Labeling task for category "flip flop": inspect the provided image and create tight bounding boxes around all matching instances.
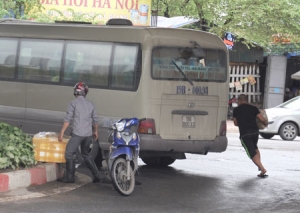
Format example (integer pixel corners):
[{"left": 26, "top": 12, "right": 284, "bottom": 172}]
[{"left": 257, "top": 174, "right": 268, "bottom": 178}]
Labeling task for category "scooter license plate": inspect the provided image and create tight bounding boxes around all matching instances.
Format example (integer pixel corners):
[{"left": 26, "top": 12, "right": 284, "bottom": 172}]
[{"left": 182, "top": 115, "right": 195, "bottom": 128}]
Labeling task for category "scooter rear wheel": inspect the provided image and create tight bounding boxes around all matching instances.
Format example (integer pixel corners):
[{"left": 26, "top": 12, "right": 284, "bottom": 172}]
[{"left": 111, "top": 157, "right": 135, "bottom": 196}]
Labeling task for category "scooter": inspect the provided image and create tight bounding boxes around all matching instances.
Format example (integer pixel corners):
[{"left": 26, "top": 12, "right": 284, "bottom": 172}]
[{"left": 106, "top": 117, "right": 145, "bottom": 196}]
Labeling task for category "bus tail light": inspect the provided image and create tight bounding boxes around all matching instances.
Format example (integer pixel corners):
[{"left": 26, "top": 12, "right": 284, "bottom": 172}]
[
  {"left": 138, "top": 119, "right": 156, "bottom": 134},
  {"left": 219, "top": 120, "right": 227, "bottom": 136}
]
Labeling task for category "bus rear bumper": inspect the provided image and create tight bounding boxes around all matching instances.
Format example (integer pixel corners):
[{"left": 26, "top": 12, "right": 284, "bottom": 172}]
[{"left": 139, "top": 134, "right": 228, "bottom": 154}]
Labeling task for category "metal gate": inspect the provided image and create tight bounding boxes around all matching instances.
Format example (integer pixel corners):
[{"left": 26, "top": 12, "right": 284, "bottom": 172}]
[{"left": 229, "top": 63, "right": 261, "bottom": 103}]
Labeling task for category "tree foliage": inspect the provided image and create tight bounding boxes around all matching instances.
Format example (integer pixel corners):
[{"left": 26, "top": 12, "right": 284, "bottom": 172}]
[
  {"left": 0, "top": 0, "right": 42, "bottom": 19},
  {"left": 153, "top": 0, "right": 300, "bottom": 48},
  {"left": 2, "top": 0, "right": 300, "bottom": 48}
]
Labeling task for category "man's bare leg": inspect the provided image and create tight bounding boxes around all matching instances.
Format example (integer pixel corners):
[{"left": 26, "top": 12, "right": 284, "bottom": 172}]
[
  {"left": 256, "top": 149, "right": 261, "bottom": 161},
  {"left": 256, "top": 149, "right": 261, "bottom": 171},
  {"left": 252, "top": 150, "right": 267, "bottom": 175}
]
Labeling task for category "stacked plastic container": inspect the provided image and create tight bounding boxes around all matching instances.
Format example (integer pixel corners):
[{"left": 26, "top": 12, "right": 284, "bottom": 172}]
[{"left": 32, "top": 132, "right": 70, "bottom": 163}]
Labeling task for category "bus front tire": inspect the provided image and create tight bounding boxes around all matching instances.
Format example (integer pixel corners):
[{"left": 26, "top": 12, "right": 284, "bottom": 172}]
[{"left": 141, "top": 157, "right": 176, "bottom": 167}]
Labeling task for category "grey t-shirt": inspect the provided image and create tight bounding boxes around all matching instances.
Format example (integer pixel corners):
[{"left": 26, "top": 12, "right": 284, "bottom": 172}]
[{"left": 64, "top": 96, "right": 99, "bottom": 137}]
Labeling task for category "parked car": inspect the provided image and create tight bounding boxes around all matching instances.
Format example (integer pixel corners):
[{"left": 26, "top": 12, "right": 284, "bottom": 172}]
[{"left": 260, "top": 96, "right": 300, "bottom": 141}]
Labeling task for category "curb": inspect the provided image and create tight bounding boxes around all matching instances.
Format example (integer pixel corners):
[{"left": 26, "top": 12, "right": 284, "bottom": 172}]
[{"left": 0, "top": 163, "right": 65, "bottom": 193}]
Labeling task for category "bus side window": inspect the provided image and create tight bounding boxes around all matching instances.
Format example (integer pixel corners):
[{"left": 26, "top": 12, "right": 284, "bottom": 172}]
[
  {"left": 0, "top": 38, "right": 18, "bottom": 78},
  {"left": 0, "top": 53, "right": 16, "bottom": 79},
  {"left": 63, "top": 49, "right": 78, "bottom": 83},
  {"left": 18, "top": 39, "right": 63, "bottom": 82},
  {"left": 4, "top": 55, "right": 16, "bottom": 65},
  {"left": 73, "top": 52, "right": 92, "bottom": 83},
  {"left": 29, "top": 57, "right": 41, "bottom": 67},
  {"left": 122, "top": 70, "right": 134, "bottom": 85},
  {"left": 25, "top": 57, "right": 42, "bottom": 80},
  {"left": 111, "top": 45, "right": 138, "bottom": 89},
  {"left": 63, "top": 59, "right": 78, "bottom": 82},
  {"left": 47, "top": 59, "right": 61, "bottom": 82},
  {"left": 92, "top": 65, "right": 109, "bottom": 86},
  {"left": 23, "top": 57, "right": 49, "bottom": 81}
]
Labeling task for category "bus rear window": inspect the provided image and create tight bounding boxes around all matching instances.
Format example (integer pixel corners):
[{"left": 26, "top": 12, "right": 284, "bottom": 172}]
[{"left": 152, "top": 47, "right": 227, "bottom": 82}]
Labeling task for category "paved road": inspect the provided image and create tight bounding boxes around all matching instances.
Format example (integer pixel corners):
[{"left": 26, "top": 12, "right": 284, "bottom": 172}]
[{"left": 1, "top": 133, "right": 300, "bottom": 213}]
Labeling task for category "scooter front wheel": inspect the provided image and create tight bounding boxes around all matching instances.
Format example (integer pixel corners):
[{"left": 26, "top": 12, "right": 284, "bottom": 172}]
[{"left": 111, "top": 157, "right": 135, "bottom": 196}]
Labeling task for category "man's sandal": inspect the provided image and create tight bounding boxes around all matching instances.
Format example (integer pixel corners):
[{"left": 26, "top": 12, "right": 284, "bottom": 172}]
[{"left": 257, "top": 174, "right": 268, "bottom": 178}]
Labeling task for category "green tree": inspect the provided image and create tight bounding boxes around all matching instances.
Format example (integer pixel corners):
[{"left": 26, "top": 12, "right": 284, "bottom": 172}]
[
  {"left": 153, "top": 0, "right": 300, "bottom": 48},
  {"left": 0, "top": 0, "right": 42, "bottom": 19},
  {"left": 0, "top": 0, "right": 13, "bottom": 17}
]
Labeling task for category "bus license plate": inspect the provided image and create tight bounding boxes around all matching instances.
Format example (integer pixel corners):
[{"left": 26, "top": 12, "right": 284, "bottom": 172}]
[{"left": 182, "top": 116, "right": 195, "bottom": 128}]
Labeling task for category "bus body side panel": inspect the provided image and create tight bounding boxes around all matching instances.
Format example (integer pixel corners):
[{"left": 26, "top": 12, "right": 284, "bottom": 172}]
[
  {"left": 22, "top": 84, "right": 136, "bottom": 135},
  {"left": 22, "top": 84, "right": 71, "bottom": 134},
  {"left": 96, "top": 89, "right": 135, "bottom": 149},
  {"left": 0, "top": 81, "right": 26, "bottom": 129}
]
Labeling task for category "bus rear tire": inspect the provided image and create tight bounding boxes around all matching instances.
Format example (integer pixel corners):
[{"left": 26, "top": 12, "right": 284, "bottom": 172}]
[
  {"left": 159, "top": 157, "right": 176, "bottom": 167},
  {"left": 141, "top": 157, "right": 176, "bottom": 167},
  {"left": 141, "top": 157, "right": 158, "bottom": 167}
]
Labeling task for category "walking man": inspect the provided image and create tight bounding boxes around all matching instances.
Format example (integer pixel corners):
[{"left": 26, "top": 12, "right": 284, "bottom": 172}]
[
  {"left": 57, "top": 82, "right": 101, "bottom": 183},
  {"left": 233, "top": 94, "right": 268, "bottom": 178}
]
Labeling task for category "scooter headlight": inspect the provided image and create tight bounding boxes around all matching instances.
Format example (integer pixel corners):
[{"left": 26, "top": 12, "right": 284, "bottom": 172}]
[{"left": 132, "top": 133, "right": 137, "bottom": 140}]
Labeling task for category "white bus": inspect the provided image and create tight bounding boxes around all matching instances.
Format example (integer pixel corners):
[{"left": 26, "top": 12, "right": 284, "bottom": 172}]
[{"left": 0, "top": 19, "right": 228, "bottom": 167}]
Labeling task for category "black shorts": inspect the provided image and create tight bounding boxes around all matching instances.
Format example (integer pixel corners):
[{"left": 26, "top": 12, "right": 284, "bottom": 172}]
[{"left": 240, "top": 132, "right": 259, "bottom": 159}]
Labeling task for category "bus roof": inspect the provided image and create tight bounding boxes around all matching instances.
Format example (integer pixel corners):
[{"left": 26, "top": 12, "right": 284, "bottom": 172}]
[{"left": 0, "top": 19, "right": 226, "bottom": 50}]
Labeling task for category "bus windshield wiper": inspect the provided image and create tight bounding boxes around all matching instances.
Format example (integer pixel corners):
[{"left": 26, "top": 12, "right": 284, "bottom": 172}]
[{"left": 172, "top": 60, "right": 194, "bottom": 86}]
